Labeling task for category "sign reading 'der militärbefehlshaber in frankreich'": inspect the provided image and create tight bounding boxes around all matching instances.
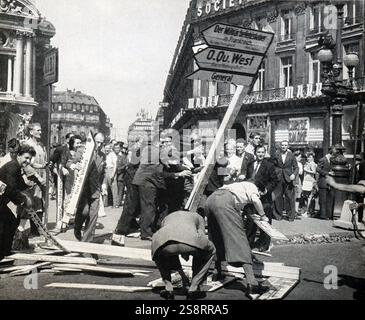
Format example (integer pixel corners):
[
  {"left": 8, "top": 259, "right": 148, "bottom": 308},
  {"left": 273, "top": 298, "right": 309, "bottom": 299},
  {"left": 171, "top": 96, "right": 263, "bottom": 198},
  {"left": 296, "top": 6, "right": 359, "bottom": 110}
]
[
  {"left": 202, "top": 23, "right": 274, "bottom": 55},
  {"left": 186, "top": 24, "right": 274, "bottom": 86}
]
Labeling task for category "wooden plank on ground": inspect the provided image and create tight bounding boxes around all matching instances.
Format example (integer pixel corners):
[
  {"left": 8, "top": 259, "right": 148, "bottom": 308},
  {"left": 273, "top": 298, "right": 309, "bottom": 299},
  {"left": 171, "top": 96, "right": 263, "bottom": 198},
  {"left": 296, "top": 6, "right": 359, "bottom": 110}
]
[
  {"left": 45, "top": 283, "right": 153, "bottom": 293},
  {"left": 52, "top": 267, "right": 83, "bottom": 273},
  {"left": 50, "top": 264, "right": 150, "bottom": 276},
  {"left": 58, "top": 240, "right": 152, "bottom": 261},
  {"left": 0, "top": 258, "right": 14, "bottom": 266},
  {"left": 226, "top": 264, "right": 300, "bottom": 281},
  {"left": 250, "top": 277, "right": 299, "bottom": 300},
  {"left": 205, "top": 275, "right": 238, "bottom": 292},
  {"left": 253, "top": 220, "right": 289, "bottom": 241},
  {"left": 8, "top": 253, "right": 97, "bottom": 266}
]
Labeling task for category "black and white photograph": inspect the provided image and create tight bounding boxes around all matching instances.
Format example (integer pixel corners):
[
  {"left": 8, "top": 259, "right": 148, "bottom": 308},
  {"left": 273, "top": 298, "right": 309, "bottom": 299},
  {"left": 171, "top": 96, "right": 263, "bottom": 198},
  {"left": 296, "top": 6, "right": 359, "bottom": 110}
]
[{"left": 0, "top": 0, "right": 364, "bottom": 308}]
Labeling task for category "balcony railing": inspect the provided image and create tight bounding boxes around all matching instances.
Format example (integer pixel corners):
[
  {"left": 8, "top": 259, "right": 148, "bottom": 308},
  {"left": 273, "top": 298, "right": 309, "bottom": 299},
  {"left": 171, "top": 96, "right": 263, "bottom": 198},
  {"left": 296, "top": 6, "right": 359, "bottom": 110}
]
[
  {"left": 344, "top": 15, "right": 364, "bottom": 26},
  {"left": 277, "top": 33, "right": 297, "bottom": 43},
  {"left": 218, "top": 83, "right": 324, "bottom": 107}
]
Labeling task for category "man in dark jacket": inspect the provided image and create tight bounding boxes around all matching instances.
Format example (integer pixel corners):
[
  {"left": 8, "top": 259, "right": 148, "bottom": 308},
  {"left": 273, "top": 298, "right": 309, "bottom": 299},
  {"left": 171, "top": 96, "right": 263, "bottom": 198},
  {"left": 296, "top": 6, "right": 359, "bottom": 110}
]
[
  {"left": 115, "top": 144, "right": 129, "bottom": 207},
  {"left": 317, "top": 146, "right": 335, "bottom": 220},
  {"left": 246, "top": 145, "right": 279, "bottom": 251},
  {"left": 236, "top": 138, "right": 255, "bottom": 181},
  {"left": 74, "top": 133, "right": 107, "bottom": 242},
  {"left": 0, "top": 144, "right": 35, "bottom": 260},
  {"left": 273, "top": 141, "right": 299, "bottom": 221},
  {"left": 132, "top": 134, "right": 166, "bottom": 241},
  {"left": 152, "top": 211, "right": 216, "bottom": 300}
]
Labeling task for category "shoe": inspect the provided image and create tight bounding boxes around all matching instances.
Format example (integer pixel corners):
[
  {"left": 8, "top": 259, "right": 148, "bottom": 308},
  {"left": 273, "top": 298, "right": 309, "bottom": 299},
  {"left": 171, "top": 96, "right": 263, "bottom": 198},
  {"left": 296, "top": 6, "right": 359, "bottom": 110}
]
[
  {"left": 246, "top": 284, "right": 269, "bottom": 299},
  {"left": 186, "top": 291, "right": 207, "bottom": 300},
  {"left": 74, "top": 230, "right": 82, "bottom": 242},
  {"left": 111, "top": 234, "right": 125, "bottom": 247},
  {"left": 160, "top": 290, "right": 174, "bottom": 300},
  {"left": 319, "top": 216, "right": 330, "bottom": 220},
  {"left": 273, "top": 213, "right": 282, "bottom": 221},
  {"left": 258, "top": 243, "right": 274, "bottom": 253},
  {"left": 141, "top": 236, "right": 153, "bottom": 241}
]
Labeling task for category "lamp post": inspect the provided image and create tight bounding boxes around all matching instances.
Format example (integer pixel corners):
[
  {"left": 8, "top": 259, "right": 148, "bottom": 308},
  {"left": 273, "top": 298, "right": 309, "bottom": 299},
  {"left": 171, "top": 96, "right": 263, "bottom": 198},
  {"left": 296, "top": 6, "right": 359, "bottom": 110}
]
[{"left": 317, "top": 2, "right": 360, "bottom": 217}]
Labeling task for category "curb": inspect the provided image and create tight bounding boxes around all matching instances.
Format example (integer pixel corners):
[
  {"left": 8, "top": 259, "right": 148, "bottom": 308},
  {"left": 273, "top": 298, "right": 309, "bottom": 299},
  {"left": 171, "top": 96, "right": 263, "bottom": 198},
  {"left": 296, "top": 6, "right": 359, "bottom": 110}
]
[{"left": 274, "top": 231, "right": 356, "bottom": 246}]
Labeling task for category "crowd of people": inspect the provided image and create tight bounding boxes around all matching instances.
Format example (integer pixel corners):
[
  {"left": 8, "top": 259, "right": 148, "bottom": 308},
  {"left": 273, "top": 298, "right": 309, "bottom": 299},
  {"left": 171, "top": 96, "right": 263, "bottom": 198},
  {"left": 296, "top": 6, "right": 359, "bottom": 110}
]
[{"left": 2, "top": 123, "right": 364, "bottom": 299}]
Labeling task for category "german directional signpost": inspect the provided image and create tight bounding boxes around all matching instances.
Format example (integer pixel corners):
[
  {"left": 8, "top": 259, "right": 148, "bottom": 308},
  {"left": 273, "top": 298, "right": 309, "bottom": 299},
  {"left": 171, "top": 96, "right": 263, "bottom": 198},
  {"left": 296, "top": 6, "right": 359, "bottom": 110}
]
[
  {"left": 202, "top": 23, "right": 274, "bottom": 54},
  {"left": 185, "top": 23, "right": 274, "bottom": 213}
]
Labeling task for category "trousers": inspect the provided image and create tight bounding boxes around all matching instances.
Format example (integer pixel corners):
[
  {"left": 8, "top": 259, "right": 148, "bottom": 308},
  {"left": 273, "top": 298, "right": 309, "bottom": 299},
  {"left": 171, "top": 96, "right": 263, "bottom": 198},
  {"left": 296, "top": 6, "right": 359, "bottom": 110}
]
[
  {"left": 74, "top": 195, "right": 100, "bottom": 242},
  {"left": 154, "top": 241, "right": 216, "bottom": 292},
  {"left": 0, "top": 205, "right": 19, "bottom": 258}
]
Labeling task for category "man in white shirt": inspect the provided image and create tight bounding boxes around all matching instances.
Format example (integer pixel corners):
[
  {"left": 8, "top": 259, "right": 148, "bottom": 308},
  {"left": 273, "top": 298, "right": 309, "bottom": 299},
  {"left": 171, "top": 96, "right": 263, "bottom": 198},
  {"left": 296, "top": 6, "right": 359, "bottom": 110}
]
[
  {"left": 245, "top": 133, "right": 262, "bottom": 156},
  {"left": 104, "top": 144, "right": 118, "bottom": 208},
  {"left": 24, "top": 123, "right": 48, "bottom": 236}
]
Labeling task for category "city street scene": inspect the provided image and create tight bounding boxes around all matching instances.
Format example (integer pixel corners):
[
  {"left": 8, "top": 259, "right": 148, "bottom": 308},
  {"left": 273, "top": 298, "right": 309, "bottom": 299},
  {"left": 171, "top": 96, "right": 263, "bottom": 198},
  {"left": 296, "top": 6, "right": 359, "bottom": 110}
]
[{"left": 0, "top": 0, "right": 365, "bottom": 307}]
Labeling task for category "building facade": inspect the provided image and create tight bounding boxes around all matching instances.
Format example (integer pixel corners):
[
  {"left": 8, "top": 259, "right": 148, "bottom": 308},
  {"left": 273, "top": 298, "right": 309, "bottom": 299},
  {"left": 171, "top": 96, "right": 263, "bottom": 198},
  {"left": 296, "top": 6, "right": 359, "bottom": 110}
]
[
  {"left": 0, "top": 0, "right": 55, "bottom": 151},
  {"left": 128, "top": 109, "right": 157, "bottom": 144},
  {"left": 51, "top": 89, "right": 112, "bottom": 145},
  {"left": 162, "top": 0, "right": 365, "bottom": 159}
]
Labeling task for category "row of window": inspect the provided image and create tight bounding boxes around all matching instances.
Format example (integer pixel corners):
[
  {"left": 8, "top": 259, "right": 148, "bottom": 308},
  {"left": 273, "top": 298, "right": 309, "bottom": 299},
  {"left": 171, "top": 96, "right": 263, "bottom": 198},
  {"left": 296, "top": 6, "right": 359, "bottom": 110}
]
[
  {"left": 52, "top": 103, "right": 99, "bottom": 113},
  {"left": 278, "top": 2, "right": 361, "bottom": 41},
  {"left": 194, "top": 40, "right": 360, "bottom": 97}
]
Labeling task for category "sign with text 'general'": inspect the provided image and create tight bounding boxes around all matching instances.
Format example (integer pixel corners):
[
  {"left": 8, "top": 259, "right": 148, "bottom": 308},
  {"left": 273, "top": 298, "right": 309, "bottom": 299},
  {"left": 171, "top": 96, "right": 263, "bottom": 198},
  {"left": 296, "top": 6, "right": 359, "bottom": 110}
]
[
  {"left": 202, "top": 23, "right": 274, "bottom": 54},
  {"left": 187, "top": 69, "right": 253, "bottom": 86},
  {"left": 194, "top": 47, "right": 263, "bottom": 76}
]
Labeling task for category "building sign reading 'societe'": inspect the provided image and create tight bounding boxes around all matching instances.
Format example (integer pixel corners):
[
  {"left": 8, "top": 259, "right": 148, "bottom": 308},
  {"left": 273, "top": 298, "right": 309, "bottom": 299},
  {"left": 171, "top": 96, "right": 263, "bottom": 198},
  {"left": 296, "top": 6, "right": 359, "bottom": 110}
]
[{"left": 195, "top": 0, "right": 255, "bottom": 19}]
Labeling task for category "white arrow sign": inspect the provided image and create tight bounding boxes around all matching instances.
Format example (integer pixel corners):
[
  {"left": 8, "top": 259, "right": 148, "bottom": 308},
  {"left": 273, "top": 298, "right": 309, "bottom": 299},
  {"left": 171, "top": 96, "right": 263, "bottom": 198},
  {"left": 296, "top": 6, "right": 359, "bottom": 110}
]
[
  {"left": 192, "top": 43, "right": 208, "bottom": 54},
  {"left": 202, "top": 23, "right": 274, "bottom": 54},
  {"left": 194, "top": 47, "right": 263, "bottom": 76},
  {"left": 186, "top": 69, "right": 254, "bottom": 86}
]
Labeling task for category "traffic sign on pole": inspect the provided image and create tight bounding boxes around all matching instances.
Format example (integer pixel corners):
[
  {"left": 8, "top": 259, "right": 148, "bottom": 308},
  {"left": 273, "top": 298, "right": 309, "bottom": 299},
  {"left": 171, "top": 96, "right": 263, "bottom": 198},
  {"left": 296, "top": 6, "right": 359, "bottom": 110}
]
[
  {"left": 202, "top": 23, "right": 274, "bottom": 54},
  {"left": 186, "top": 69, "right": 253, "bottom": 86},
  {"left": 194, "top": 47, "right": 264, "bottom": 76}
]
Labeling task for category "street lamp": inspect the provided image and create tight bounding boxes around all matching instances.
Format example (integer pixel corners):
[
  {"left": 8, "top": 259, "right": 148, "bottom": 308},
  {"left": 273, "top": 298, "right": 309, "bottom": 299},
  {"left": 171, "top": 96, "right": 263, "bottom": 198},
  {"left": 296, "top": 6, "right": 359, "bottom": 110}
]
[{"left": 317, "top": 2, "right": 360, "bottom": 217}]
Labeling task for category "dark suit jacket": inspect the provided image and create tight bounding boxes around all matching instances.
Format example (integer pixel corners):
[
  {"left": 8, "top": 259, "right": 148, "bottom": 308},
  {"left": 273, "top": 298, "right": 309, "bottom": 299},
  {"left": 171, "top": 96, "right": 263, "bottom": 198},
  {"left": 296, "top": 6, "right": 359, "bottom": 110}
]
[
  {"left": 116, "top": 153, "right": 129, "bottom": 182},
  {"left": 151, "top": 211, "right": 211, "bottom": 260},
  {"left": 239, "top": 152, "right": 255, "bottom": 179},
  {"left": 274, "top": 151, "right": 299, "bottom": 184},
  {"left": 253, "top": 158, "right": 279, "bottom": 203},
  {"left": 317, "top": 156, "right": 331, "bottom": 189},
  {"left": 51, "top": 145, "right": 68, "bottom": 166},
  {"left": 82, "top": 151, "right": 106, "bottom": 199},
  {"left": 133, "top": 144, "right": 165, "bottom": 190},
  {"left": 0, "top": 160, "right": 28, "bottom": 207}
]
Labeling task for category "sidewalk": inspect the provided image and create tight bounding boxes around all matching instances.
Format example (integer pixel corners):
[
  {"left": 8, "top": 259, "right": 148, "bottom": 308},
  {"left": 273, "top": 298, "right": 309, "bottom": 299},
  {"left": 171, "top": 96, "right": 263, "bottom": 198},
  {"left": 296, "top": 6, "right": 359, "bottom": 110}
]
[{"left": 272, "top": 216, "right": 354, "bottom": 238}]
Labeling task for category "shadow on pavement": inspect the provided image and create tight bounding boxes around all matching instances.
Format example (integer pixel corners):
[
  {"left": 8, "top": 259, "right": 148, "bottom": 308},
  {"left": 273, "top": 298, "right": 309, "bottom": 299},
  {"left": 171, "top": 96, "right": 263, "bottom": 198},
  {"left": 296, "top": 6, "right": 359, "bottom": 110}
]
[{"left": 338, "top": 274, "right": 365, "bottom": 300}]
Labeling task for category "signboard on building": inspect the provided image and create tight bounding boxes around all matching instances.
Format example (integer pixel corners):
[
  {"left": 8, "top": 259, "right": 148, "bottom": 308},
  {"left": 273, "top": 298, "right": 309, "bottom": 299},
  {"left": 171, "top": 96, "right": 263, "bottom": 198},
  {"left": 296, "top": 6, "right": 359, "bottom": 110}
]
[
  {"left": 43, "top": 48, "right": 59, "bottom": 86},
  {"left": 288, "top": 117, "right": 309, "bottom": 145}
]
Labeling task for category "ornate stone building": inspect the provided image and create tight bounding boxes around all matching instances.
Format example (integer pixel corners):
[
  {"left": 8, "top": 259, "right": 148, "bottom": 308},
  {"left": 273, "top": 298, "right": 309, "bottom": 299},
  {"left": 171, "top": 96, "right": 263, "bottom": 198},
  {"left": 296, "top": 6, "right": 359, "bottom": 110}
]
[
  {"left": 51, "top": 89, "right": 112, "bottom": 145},
  {"left": 0, "top": 0, "right": 55, "bottom": 151},
  {"left": 162, "top": 0, "right": 365, "bottom": 158},
  {"left": 128, "top": 109, "right": 157, "bottom": 144}
]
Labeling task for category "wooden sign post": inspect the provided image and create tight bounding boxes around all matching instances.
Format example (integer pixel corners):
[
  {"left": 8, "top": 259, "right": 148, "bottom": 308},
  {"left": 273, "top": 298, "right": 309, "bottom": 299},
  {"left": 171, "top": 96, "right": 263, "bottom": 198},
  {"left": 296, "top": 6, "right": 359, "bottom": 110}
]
[
  {"left": 185, "top": 24, "right": 274, "bottom": 212},
  {"left": 185, "top": 85, "right": 249, "bottom": 211}
]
